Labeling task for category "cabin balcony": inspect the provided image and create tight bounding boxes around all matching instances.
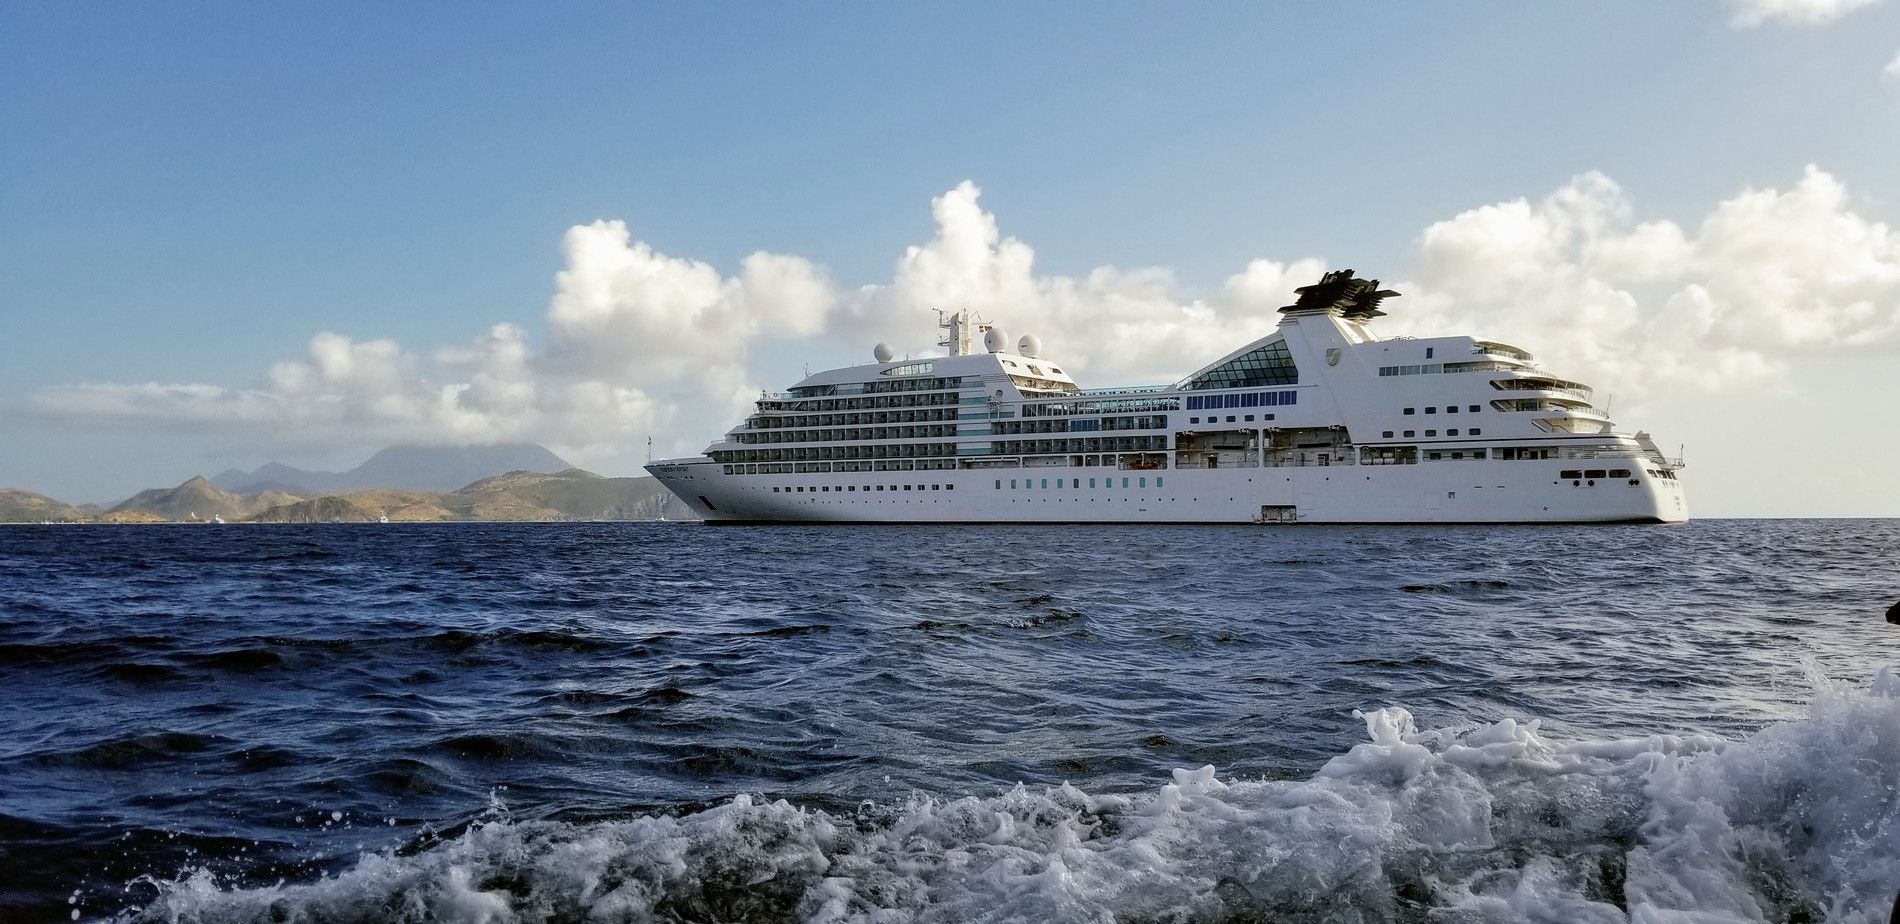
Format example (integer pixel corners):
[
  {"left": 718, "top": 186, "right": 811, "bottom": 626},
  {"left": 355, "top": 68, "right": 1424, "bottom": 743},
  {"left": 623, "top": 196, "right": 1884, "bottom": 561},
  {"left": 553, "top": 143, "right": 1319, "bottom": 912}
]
[
  {"left": 1490, "top": 376, "right": 1593, "bottom": 401},
  {"left": 1472, "top": 341, "right": 1534, "bottom": 362}
]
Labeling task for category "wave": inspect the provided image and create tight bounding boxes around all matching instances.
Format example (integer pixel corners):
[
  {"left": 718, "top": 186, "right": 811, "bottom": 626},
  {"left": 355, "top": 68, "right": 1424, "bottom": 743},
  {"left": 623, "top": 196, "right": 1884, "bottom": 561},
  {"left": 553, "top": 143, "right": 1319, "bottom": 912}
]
[{"left": 115, "top": 672, "right": 1900, "bottom": 923}]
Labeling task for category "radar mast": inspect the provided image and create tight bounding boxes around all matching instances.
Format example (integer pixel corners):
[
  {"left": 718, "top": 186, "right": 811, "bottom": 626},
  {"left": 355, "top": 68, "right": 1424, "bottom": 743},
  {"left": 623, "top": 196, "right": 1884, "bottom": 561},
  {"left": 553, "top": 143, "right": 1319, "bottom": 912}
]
[{"left": 936, "top": 308, "right": 992, "bottom": 356}]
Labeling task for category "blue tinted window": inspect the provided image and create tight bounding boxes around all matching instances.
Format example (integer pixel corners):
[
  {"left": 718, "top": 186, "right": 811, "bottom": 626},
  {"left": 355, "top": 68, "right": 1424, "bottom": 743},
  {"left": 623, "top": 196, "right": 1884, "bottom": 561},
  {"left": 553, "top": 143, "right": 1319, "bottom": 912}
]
[{"left": 1185, "top": 339, "right": 1299, "bottom": 389}]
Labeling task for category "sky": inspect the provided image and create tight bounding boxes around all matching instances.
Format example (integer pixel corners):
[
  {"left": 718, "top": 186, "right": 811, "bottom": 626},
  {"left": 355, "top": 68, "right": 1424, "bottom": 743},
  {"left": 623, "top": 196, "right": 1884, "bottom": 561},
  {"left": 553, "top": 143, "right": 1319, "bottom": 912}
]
[{"left": 2, "top": 1, "right": 1898, "bottom": 515}]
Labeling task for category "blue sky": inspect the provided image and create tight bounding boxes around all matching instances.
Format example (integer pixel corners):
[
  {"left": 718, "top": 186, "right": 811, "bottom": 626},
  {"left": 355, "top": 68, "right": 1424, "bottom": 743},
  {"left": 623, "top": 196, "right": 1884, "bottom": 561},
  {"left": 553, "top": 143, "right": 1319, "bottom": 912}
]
[{"left": 3, "top": 1, "right": 1898, "bottom": 513}]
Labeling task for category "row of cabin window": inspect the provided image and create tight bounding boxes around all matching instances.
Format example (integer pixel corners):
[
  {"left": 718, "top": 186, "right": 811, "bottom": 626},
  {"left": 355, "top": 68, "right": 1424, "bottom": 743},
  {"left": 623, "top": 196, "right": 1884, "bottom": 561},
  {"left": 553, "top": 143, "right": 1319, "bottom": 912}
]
[
  {"left": 1187, "top": 414, "right": 1277, "bottom": 425},
  {"left": 1381, "top": 427, "right": 1482, "bottom": 438},
  {"left": 1404, "top": 405, "right": 1481, "bottom": 415},
  {"left": 1560, "top": 469, "right": 1633, "bottom": 480},
  {"left": 724, "top": 460, "right": 961, "bottom": 474},
  {"left": 1363, "top": 449, "right": 1491, "bottom": 462},
  {"left": 1184, "top": 390, "right": 1298, "bottom": 411},
  {"left": 1365, "top": 447, "right": 1562, "bottom": 463},
  {"left": 773, "top": 483, "right": 957, "bottom": 494},
  {"left": 995, "top": 476, "right": 1162, "bottom": 490}
]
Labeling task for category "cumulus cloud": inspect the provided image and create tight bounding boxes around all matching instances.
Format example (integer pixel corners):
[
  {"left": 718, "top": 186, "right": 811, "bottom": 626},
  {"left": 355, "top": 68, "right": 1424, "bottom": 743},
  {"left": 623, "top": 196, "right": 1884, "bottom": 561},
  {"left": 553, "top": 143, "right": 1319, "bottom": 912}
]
[
  {"left": 1383, "top": 166, "right": 1900, "bottom": 404},
  {"left": 1886, "top": 49, "right": 1900, "bottom": 85},
  {"left": 847, "top": 181, "right": 1323, "bottom": 385},
  {"left": 1725, "top": 0, "right": 1882, "bottom": 26},
  {"left": 32, "top": 171, "right": 1900, "bottom": 464}
]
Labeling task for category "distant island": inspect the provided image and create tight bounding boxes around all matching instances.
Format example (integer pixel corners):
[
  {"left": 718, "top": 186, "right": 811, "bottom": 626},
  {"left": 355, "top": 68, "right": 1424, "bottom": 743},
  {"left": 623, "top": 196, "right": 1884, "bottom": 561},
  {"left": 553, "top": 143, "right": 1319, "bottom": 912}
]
[{"left": 0, "top": 443, "right": 698, "bottom": 524}]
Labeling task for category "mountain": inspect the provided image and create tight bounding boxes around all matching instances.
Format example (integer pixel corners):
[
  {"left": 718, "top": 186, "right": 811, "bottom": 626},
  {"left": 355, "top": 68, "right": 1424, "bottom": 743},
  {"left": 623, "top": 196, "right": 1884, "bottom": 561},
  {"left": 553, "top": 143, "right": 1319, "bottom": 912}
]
[
  {"left": 213, "top": 443, "right": 575, "bottom": 494},
  {"left": 0, "top": 489, "right": 87, "bottom": 523},
  {"left": 108, "top": 476, "right": 302, "bottom": 522},
  {"left": 244, "top": 490, "right": 452, "bottom": 523},
  {"left": 443, "top": 469, "right": 690, "bottom": 521},
  {"left": 243, "top": 470, "right": 697, "bottom": 523}
]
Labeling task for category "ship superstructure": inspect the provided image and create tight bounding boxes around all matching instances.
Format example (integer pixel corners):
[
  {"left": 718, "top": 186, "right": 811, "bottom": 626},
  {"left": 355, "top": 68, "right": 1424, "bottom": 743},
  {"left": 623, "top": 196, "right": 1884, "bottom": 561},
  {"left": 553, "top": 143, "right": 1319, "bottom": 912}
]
[{"left": 646, "top": 271, "right": 1686, "bottom": 523}]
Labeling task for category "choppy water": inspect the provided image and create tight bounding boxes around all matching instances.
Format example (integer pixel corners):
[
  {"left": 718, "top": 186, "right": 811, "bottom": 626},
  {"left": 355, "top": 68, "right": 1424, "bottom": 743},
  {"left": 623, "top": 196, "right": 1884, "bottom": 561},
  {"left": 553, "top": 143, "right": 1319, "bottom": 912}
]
[{"left": 1, "top": 520, "right": 1896, "bottom": 922}]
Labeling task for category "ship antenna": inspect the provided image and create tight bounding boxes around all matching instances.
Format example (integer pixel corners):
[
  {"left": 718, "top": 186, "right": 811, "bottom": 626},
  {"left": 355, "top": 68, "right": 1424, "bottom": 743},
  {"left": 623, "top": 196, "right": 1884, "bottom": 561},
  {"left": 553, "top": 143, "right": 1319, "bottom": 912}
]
[{"left": 646, "top": 435, "right": 653, "bottom": 464}]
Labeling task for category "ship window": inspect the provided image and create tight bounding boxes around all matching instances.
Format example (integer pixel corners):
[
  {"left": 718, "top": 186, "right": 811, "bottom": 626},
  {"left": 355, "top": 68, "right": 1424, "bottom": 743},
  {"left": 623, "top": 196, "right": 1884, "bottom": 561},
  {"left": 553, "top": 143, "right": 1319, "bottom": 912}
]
[
  {"left": 1446, "top": 405, "right": 1457, "bottom": 413},
  {"left": 995, "top": 480, "right": 1001, "bottom": 489},
  {"left": 1610, "top": 469, "right": 1631, "bottom": 478},
  {"left": 947, "top": 484, "right": 955, "bottom": 490},
  {"left": 1245, "top": 415, "right": 1254, "bottom": 422},
  {"left": 1429, "top": 452, "right": 1442, "bottom": 460},
  {"left": 1122, "top": 478, "right": 1129, "bottom": 487},
  {"left": 1584, "top": 470, "right": 1606, "bottom": 479},
  {"left": 1426, "top": 347, "right": 1434, "bottom": 358},
  {"left": 848, "top": 485, "right": 856, "bottom": 491},
  {"left": 1139, "top": 477, "right": 1147, "bottom": 488},
  {"left": 1469, "top": 428, "right": 1481, "bottom": 436},
  {"left": 1266, "top": 414, "right": 1275, "bottom": 421},
  {"left": 1403, "top": 408, "right": 1415, "bottom": 415},
  {"left": 1184, "top": 338, "right": 1299, "bottom": 389},
  {"left": 772, "top": 487, "right": 779, "bottom": 493},
  {"left": 1425, "top": 407, "right": 1436, "bottom": 414},
  {"left": 1057, "top": 479, "right": 1064, "bottom": 488},
  {"left": 1383, "top": 431, "right": 1393, "bottom": 438},
  {"left": 1426, "top": 430, "right": 1437, "bottom": 437},
  {"left": 1560, "top": 470, "right": 1582, "bottom": 479},
  {"left": 1190, "top": 417, "right": 1200, "bottom": 424},
  {"left": 1447, "top": 429, "right": 1458, "bottom": 436},
  {"left": 1469, "top": 405, "right": 1481, "bottom": 412},
  {"left": 1226, "top": 416, "right": 1236, "bottom": 423},
  {"left": 903, "top": 484, "right": 911, "bottom": 490},
  {"left": 932, "top": 484, "right": 940, "bottom": 490},
  {"left": 1473, "top": 450, "right": 1486, "bottom": 459},
  {"left": 1156, "top": 476, "right": 1164, "bottom": 487},
  {"left": 1403, "top": 430, "right": 1415, "bottom": 437},
  {"left": 1451, "top": 452, "right": 1464, "bottom": 460},
  {"left": 1040, "top": 479, "right": 1048, "bottom": 488}
]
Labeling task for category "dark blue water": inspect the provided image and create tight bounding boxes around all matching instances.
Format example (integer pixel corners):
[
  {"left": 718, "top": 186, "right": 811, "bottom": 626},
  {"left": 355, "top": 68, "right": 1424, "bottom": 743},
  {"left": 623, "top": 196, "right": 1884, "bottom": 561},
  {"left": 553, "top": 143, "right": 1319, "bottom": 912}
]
[{"left": 1, "top": 521, "right": 1896, "bottom": 922}]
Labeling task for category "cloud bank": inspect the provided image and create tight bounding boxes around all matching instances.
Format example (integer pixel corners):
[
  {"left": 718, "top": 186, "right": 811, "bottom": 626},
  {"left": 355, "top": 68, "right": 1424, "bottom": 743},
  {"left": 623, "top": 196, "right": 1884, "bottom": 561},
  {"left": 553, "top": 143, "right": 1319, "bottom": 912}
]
[
  {"left": 32, "top": 170, "right": 1900, "bottom": 463},
  {"left": 1724, "top": 0, "right": 1882, "bottom": 26}
]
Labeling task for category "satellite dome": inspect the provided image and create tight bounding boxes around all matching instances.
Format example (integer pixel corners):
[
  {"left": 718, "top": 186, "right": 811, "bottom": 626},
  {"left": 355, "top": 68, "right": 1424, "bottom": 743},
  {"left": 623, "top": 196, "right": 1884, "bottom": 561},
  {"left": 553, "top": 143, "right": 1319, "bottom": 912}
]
[
  {"left": 873, "top": 342, "right": 895, "bottom": 362},
  {"left": 983, "top": 328, "right": 1008, "bottom": 353},
  {"left": 1017, "top": 334, "right": 1041, "bottom": 358}
]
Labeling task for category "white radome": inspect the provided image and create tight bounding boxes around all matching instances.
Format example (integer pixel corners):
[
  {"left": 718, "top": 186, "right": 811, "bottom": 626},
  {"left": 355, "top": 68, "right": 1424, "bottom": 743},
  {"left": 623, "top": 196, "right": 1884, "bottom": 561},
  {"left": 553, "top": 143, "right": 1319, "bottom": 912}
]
[
  {"left": 874, "top": 342, "right": 895, "bottom": 363},
  {"left": 983, "top": 328, "right": 1008, "bottom": 353},
  {"left": 1017, "top": 334, "right": 1041, "bottom": 358}
]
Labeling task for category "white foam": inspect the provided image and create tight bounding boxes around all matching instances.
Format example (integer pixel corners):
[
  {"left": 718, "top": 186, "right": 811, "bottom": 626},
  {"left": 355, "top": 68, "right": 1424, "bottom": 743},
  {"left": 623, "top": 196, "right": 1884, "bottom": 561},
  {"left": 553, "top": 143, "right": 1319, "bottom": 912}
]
[{"left": 120, "top": 672, "right": 1900, "bottom": 923}]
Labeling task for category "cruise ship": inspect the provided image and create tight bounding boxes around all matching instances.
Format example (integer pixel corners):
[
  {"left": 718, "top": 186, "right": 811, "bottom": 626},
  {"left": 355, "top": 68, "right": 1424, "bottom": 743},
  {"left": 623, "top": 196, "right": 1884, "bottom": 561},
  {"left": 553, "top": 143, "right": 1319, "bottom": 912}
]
[{"left": 647, "top": 270, "right": 1687, "bottom": 524}]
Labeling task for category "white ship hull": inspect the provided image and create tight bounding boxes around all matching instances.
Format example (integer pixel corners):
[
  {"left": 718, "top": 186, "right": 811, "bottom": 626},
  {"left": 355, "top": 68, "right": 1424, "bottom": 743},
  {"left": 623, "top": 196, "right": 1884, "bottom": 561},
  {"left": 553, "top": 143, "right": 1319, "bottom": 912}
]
[
  {"left": 647, "top": 271, "right": 1689, "bottom": 526},
  {"left": 650, "top": 459, "right": 1686, "bottom": 524}
]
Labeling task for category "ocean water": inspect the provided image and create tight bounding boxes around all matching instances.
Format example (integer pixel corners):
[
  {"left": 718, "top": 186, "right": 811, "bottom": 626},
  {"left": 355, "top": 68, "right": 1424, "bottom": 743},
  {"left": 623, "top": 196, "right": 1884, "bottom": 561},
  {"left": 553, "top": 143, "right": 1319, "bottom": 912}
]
[{"left": 0, "top": 520, "right": 1896, "bottom": 923}]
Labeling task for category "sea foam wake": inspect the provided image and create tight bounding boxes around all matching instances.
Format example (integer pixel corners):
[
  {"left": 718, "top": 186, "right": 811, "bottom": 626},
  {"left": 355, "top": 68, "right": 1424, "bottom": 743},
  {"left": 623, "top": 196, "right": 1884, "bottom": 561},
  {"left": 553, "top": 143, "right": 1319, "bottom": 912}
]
[{"left": 122, "top": 672, "right": 1900, "bottom": 924}]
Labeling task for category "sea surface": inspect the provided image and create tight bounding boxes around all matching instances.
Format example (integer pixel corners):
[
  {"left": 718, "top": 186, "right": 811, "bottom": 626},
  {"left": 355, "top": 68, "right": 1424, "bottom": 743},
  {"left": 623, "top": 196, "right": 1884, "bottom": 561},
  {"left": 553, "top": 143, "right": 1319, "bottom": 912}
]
[{"left": 0, "top": 520, "right": 1896, "bottom": 922}]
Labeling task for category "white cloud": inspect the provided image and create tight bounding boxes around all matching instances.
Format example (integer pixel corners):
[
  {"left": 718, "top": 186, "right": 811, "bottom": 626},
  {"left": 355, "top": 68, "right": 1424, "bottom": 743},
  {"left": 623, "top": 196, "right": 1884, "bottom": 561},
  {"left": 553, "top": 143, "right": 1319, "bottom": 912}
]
[
  {"left": 1384, "top": 166, "right": 1900, "bottom": 404},
  {"left": 1725, "top": 0, "right": 1881, "bottom": 26},
  {"left": 32, "top": 170, "right": 1900, "bottom": 467},
  {"left": 1886, "top": 49, "right": 1900, "bottom": 85}
]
